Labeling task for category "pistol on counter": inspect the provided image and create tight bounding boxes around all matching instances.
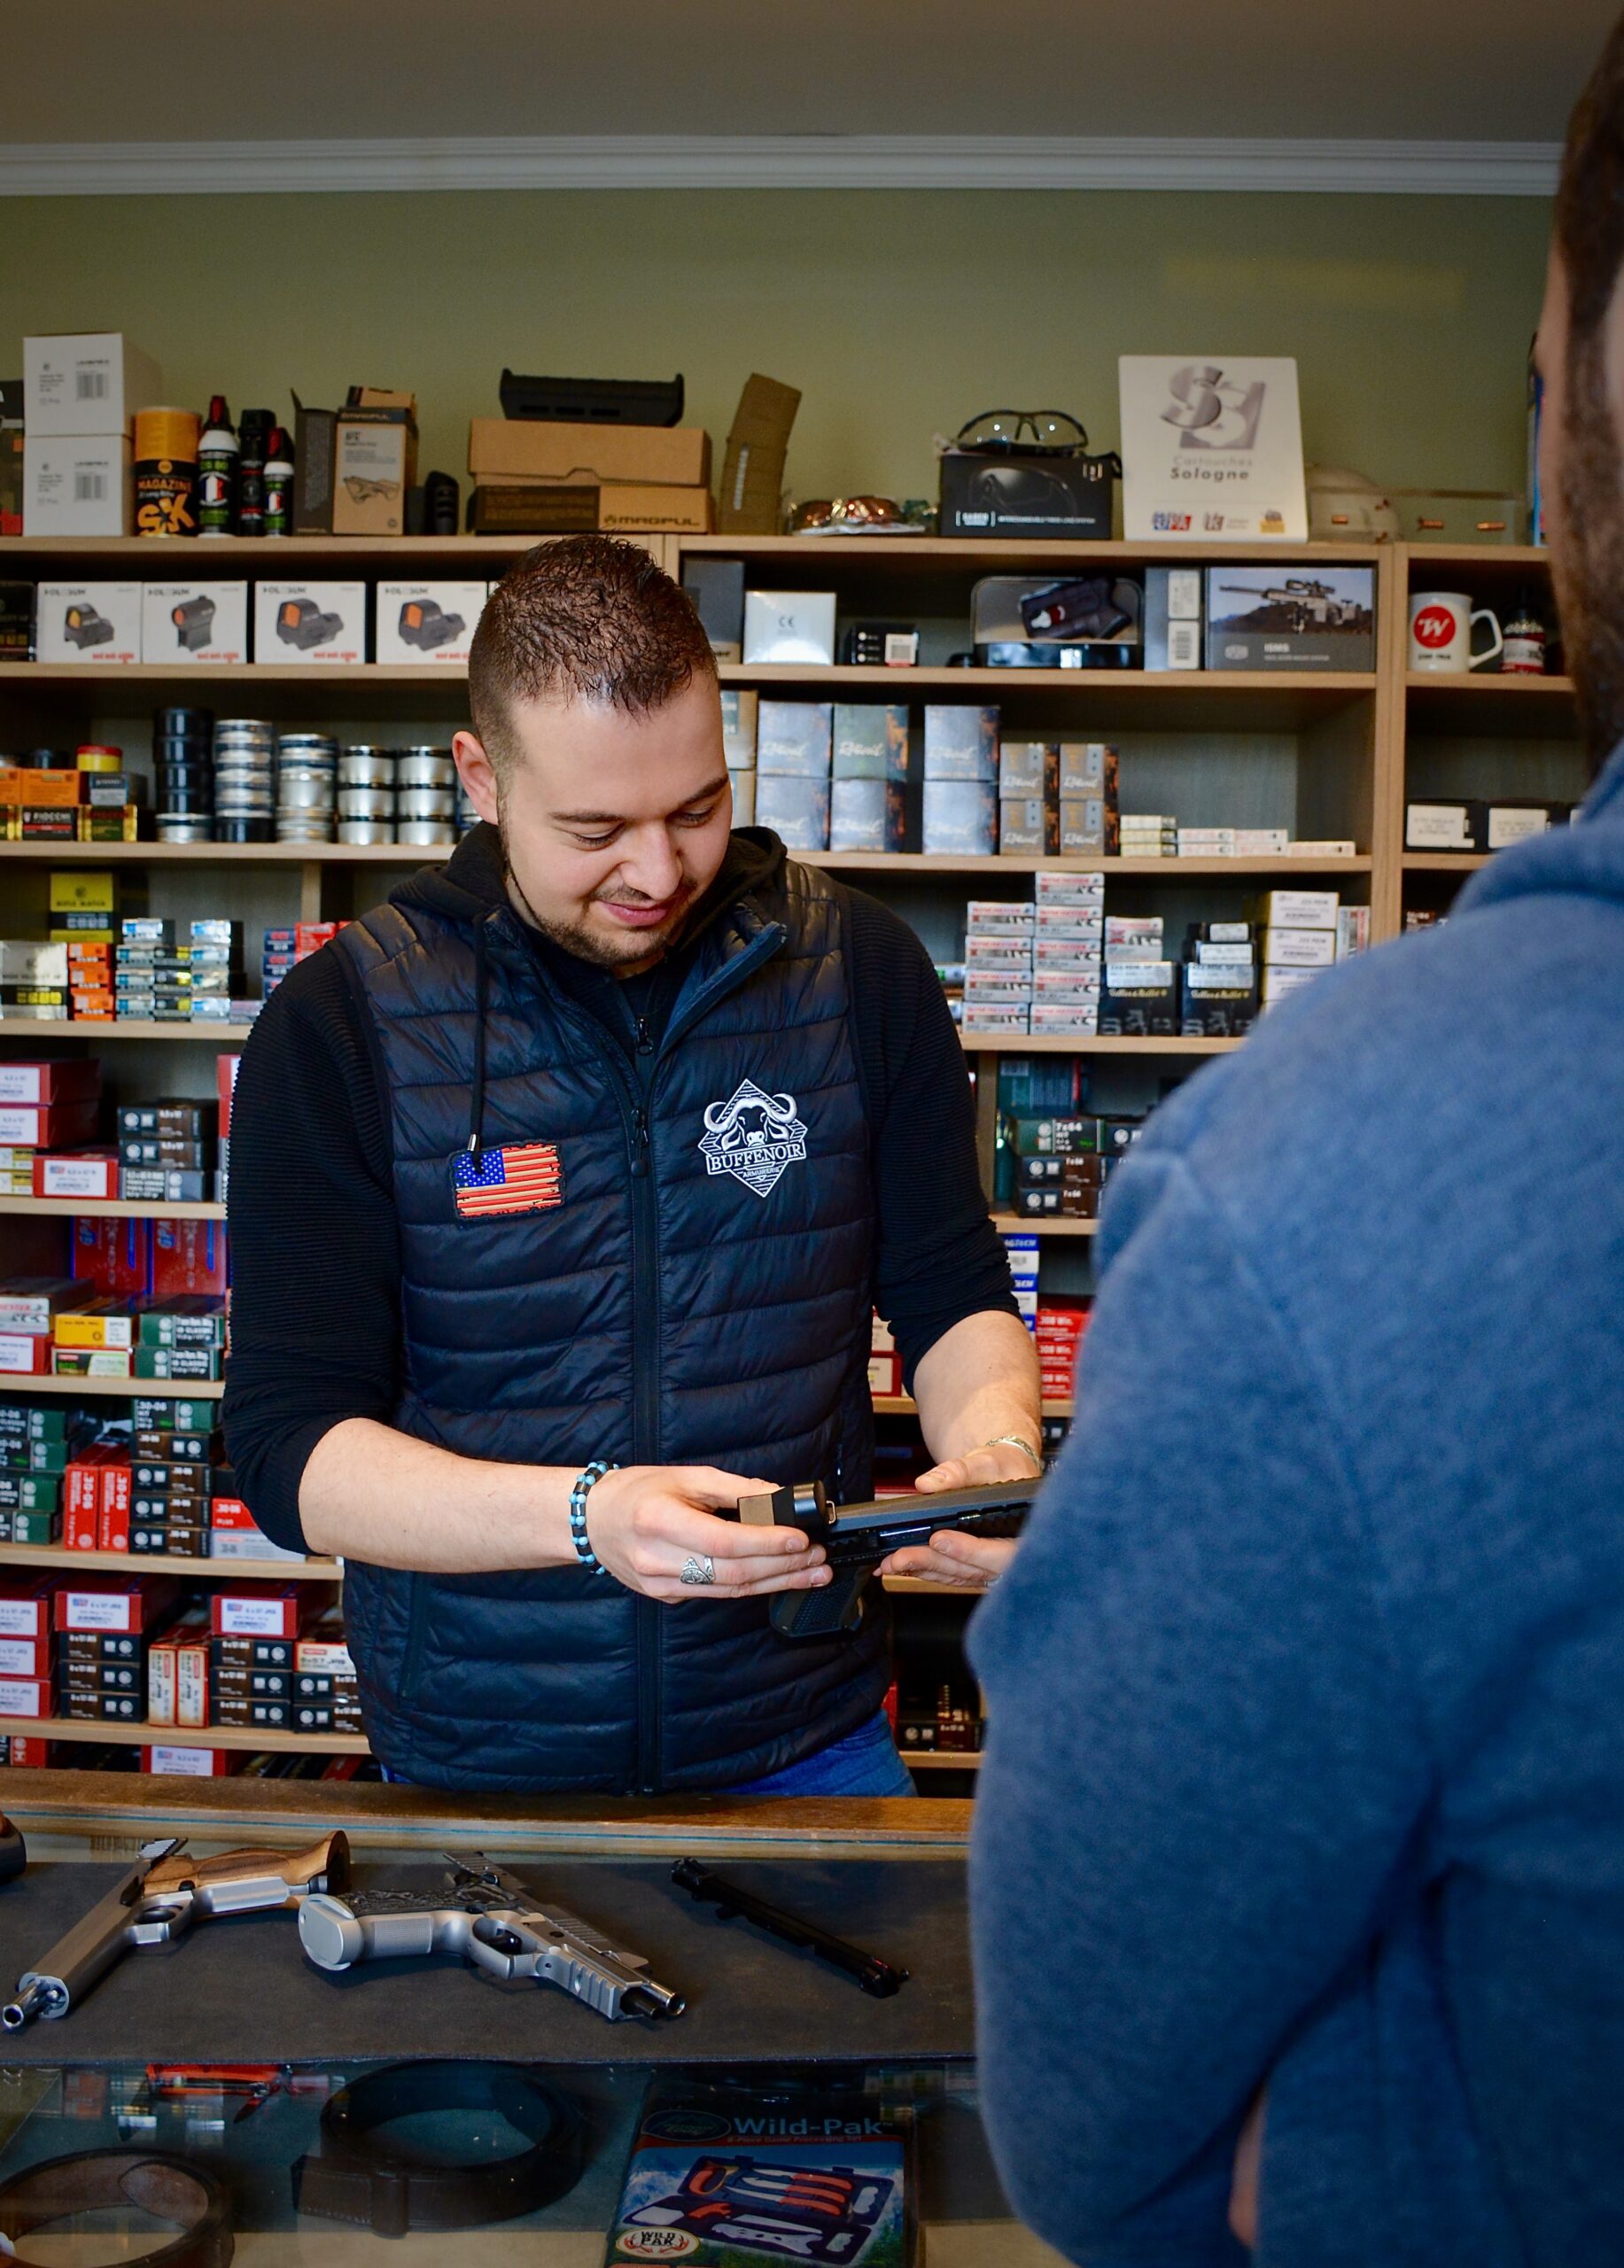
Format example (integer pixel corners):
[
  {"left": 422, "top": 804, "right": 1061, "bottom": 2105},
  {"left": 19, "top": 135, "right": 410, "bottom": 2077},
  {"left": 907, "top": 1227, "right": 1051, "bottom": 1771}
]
[
  {"left": 4, "top": 1831, "right": 348, "bottom": 2032},
  {"left": 299, "top": 1850, "right": 685, "bottom": 2024},
  {"left": 729, "top": 1476, "right": 1036, "bottom": 1637}
]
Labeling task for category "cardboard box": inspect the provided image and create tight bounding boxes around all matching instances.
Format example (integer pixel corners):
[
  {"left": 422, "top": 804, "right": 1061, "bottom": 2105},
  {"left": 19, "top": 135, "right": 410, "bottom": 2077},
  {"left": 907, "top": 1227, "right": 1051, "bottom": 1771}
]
[
  {"left": 939, "top": 448, "right": 1115, "bottom": 540},
  {"left": 1261, "top": 926, "right": 1338, "bottom": 968},
  {"left": 468, "top": 418, "right": 711, "bottom": 489},
  {"left": 210, "top": 1585, "right": 304, "bottom": 1640},
  {"left": 829, "top": 777, "right": 907, "bottom": 854},
  {"left": 1204, "top": 566, "right": 1374, "bottom": 672},
  {"left": 754, "top": 774, "right": 829, "bottom": 850},
  {"left": 35, "top": 583, "right": 142, "bottom": 664},
  {"left": 924, "top": 707, "right": 998, "bottom": 782},
  {"left": 998, "top": 742, "right": 1059, "bottom": 797},
  {"left": 142, "top": 1744, "right": 241, "bottom": 1777},
  {"left": 742, "top": 591, "right": 837, "bottom": 667},
  {"left": 998, "top": 797, "right": 1058, "bottom": 856},
  {"left": 1144, "top": 565, "right": 1204, "bottom": 671},
  {"left": 720, "top": 690, "right": 758, "bottom": 769},
  {"left": 375, "top": 582, "right": 486, "bottom": 666},
  {"left": 291, "top": 396, "right": 336, "bottom": 534},
  {"left": 756, "top": 701, "right": 832, "bottom": 776},
  {"left": 35, "top": 1152, "right": 120, "bottom": 1201},
  {"left": 597, "top": 484, "right": 713, "bottom": 533},
  {"left": 683, "top": 557, "right": 745, "bottom": 657},
  {"left": 332, "top": 396, "right": 418, "bottom": 535},
  {"left": 0, "top": 580, "right": 34, "bottom": 662},
  {"left": 253, "top": 584, "right": 366, "bottom": 664},
  {"left": 24, "top": 439, "right": 133, "bottom": 537},
  {"left": 719, "top": 374, "right": 800, "bottom": 535},
  {"left": 25, "top": 333, "right": 160, "bottom": 436},
  {"left": 923, "top": 780, "right": 997, "bottom": 856},
  {"left": 832, "top": 705, "right": 910, "bottom": 782},
  {"left": 140, "top": 583, "right": 249, "bottom": 666},
  {"left": 152, "top": 1218, "right": 229, "bottom": 1301},
  {"left": 1251, "top": 889, "right": 1339, "bottom": 930}
]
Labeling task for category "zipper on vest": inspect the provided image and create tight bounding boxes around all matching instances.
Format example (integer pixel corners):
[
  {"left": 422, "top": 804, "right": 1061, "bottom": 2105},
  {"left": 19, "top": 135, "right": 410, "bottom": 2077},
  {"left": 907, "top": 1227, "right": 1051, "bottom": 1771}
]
[{"left": 635, "top": 1015, "right": 655, "bottom": 1056}]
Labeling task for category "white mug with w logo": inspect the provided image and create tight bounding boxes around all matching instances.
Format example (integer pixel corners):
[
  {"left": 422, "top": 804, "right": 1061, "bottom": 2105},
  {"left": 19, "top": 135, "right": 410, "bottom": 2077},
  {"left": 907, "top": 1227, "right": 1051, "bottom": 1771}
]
[{"left": 1410, "top": 591, "right": 1505, "bottom": 673}]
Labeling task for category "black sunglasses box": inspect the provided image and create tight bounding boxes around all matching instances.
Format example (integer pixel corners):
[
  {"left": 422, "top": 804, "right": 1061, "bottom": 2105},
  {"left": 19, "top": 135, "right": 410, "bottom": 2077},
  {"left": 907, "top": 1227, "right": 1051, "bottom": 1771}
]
[{"left": 939, "top": 447, "right": 1115, "bottom": 540}]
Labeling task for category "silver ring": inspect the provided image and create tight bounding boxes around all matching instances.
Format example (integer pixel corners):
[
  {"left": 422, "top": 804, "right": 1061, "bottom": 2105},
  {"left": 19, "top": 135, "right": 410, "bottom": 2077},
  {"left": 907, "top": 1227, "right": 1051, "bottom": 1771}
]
[{"left": 680, "top": 1555, "right": 716, "bottom": 1587}]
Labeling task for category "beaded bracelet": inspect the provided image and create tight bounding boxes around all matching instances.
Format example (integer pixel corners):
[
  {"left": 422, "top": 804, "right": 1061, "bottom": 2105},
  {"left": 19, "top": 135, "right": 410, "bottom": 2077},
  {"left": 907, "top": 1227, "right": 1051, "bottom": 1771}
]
[{"left": 569, "top": 1460, "right": 618, "bottom": 1575}]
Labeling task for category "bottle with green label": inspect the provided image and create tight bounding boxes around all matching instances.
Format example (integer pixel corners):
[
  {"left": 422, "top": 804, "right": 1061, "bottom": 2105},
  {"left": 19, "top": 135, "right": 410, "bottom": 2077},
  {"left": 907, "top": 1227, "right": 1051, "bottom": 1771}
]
[{"left": 196, "top": 396, "right": 237, "bottom": 539}]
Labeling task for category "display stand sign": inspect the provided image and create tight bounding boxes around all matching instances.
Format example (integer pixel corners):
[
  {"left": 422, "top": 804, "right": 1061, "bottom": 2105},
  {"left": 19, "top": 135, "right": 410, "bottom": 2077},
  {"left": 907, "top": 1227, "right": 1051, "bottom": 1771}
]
[{"left": 1119, "top": 357, "right": 1308, "bottom": 541}]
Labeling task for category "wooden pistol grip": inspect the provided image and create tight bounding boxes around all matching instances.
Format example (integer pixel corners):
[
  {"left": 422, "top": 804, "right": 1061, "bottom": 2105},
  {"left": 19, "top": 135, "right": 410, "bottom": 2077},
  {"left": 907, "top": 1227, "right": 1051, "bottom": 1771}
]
[{"left": 146, "top": 1830, "right": 351, "bottom": 1900}]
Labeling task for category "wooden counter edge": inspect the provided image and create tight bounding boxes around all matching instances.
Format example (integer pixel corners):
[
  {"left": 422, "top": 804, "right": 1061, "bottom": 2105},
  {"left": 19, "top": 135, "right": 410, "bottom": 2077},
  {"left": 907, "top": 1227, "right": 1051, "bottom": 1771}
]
[{"left": 2, "top": 1769, "right": 972, "bottom": 1858}]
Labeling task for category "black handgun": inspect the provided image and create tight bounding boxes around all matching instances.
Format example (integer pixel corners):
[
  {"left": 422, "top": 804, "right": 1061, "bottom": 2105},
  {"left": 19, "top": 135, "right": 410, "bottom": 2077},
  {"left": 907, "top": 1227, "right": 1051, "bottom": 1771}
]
[{"left": 729, "top": 1477, "right": 1035, "bottom": 1638}]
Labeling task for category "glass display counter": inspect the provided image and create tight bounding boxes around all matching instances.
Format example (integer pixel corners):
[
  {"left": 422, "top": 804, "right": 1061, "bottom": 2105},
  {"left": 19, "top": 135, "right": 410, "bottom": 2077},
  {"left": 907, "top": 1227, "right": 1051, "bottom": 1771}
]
[{"left": 0, "top": 1773, "right": 1060, "bottom": 2260}]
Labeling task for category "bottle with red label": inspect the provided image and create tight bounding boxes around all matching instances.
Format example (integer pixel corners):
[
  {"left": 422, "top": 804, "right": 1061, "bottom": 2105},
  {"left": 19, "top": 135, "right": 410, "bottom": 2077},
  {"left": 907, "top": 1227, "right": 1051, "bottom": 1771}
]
[{"left": 1502, "top": 590, "right": 1548, "bottom": 676}]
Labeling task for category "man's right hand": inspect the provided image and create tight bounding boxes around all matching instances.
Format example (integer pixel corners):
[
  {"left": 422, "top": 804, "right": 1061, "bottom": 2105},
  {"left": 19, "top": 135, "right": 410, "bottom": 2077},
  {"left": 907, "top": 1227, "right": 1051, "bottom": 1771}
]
[{"left": 583, "top": 1466, "right": 831, "bottom": 1604}]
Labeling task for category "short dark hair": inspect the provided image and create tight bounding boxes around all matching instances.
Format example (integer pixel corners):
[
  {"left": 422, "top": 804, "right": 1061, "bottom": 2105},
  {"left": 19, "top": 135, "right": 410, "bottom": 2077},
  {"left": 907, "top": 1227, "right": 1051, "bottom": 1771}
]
[
  {"left": 1557, "top": 14, "right": 1624, "bottom": 341},
  {"left": 469, "top": 535, "right": 717, "bottom": 785}
]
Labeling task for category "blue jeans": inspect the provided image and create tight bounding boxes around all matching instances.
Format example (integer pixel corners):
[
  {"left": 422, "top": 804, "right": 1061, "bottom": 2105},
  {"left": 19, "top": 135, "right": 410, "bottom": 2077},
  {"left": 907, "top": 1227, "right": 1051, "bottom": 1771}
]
[
  {"left": 727, "top": 1709, "right": 917, "bottom": 1798},
  {"left": 381, "top": 1710, "right": 918, "bottom": 1798}
]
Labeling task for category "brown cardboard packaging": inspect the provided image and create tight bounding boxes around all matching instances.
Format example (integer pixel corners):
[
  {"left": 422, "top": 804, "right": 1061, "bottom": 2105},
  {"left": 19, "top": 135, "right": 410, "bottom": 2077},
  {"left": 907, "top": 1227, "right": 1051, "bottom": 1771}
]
[
  {"left": 467, "top": 418, "right": 710, "bottom": 488},
  {"left": 332, "top": 391, "right": 418, "bottom": 535},
  {"left": 469, "top": 483, "right": 712, "bottom": 536},
  {"left": 719, "top": 375, "right": 800, "bottom": 534}
]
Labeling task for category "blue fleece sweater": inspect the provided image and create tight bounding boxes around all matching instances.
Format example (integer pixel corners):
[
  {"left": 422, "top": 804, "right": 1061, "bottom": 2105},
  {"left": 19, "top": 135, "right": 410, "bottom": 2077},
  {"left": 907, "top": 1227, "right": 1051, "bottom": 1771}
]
[{"left": 969, "top": 744, "right": 1624, "bottom": 2267}]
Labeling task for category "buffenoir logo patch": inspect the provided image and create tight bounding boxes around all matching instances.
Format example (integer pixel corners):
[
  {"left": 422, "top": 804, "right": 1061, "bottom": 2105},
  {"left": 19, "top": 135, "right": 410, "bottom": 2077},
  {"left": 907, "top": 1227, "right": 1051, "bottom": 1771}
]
[{"left": 699, "top": 1078, "right": 808, "bottom": 1199}]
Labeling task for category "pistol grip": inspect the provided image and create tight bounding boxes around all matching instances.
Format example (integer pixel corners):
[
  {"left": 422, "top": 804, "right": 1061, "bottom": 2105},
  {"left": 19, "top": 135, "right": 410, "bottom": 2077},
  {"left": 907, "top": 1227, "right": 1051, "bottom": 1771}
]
[{"left": 770, "top": 1569, "right": 868, "bottom": 1639}]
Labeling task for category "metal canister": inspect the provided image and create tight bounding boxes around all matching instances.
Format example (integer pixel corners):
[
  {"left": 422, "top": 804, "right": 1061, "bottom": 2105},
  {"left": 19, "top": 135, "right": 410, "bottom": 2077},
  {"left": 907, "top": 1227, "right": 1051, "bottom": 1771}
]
[
  {"left": 214, "top": 817, "right": 276, "bottom": 843},
  {"left": 338, "top": 787, "right": 396, "bottom": 820},
  {"left": 396, "top": 819, "right": 456, "bottom": 846},
  {"left": 157, "top": 816, "right": 215, "bottom": 843},
  {"left": 276, "top": 819, "right": 336, "bottom": 843},
  {"left": 338, "top": 748, "right": 397, "bottom": 788},
  {"left": 397, "top": 788, "right": 455, "bottom": 821},
  {"left": 337, "top": 819, "right": 398, "bottom": 845},
  {"left": 397, "top": 750, "right": 455, "bottom": 789},
  {"left": 277, "top": 775, "right": 336, "bottom": 813},
  {"left": 134, "top": 408, "right": 201, "bottom": 538}
]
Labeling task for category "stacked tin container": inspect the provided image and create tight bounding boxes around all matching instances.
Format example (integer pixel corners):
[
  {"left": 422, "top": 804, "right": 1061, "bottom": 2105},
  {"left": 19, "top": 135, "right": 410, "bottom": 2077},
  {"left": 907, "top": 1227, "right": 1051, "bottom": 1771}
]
[
  {"left": 152, "top": 706, "right": 214, "bottom": 843},
  {"left": 276, "top": 734, "right": 338, "bottom": 843},
  {"left": 337, "top": 745, "right": 396, "bottom": 844},
  {"left": 397, "top": 747, "right": 456, "bottom": 847},
  {"left": 213, "top": 720, "right": 276, "bottom": 843}
]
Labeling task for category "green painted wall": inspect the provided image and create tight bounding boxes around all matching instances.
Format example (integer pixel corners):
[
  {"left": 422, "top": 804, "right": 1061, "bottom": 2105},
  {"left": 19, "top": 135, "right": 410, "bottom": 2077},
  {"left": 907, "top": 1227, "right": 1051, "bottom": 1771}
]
[{"left": 0, "top": 187, "right": 1551, "bottom": 509}]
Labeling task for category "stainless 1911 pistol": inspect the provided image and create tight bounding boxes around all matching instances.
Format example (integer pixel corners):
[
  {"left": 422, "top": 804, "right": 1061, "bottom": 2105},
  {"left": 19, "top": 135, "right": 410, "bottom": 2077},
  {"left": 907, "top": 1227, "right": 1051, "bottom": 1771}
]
[{"left": 297, "top": 1849, "right": 686, "bottom": 2023}]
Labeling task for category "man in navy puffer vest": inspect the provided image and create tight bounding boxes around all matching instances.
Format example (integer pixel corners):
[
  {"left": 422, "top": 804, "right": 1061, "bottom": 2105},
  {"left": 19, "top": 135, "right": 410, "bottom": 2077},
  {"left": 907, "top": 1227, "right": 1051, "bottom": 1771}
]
[{"left": 224, "top": 537, "right": 1041, "bottom": 1793}]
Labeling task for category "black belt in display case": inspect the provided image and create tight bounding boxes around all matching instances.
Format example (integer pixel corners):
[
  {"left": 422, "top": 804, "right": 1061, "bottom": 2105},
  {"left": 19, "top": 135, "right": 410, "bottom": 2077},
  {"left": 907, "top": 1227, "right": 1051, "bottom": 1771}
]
[
  {"left": 0, "top": 2149, "right": 232, "bottom": 2267},
  {"left": 291, "top": 2058, "right": 583, "bottom": 2236}
]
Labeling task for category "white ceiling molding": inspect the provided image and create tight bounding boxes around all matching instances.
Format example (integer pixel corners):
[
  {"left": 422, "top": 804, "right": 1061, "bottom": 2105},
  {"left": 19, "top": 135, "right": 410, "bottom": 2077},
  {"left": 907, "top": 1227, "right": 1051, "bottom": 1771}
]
[{"left": 0, "top": 135, "right": 1562, "bottom": 199}]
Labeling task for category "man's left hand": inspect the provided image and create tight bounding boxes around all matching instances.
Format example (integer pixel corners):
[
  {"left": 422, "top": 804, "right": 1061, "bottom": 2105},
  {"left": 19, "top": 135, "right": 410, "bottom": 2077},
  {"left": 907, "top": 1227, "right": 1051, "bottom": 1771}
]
[{"left": 875, "top": 1438, "right": 1037, "bottom": 1589}]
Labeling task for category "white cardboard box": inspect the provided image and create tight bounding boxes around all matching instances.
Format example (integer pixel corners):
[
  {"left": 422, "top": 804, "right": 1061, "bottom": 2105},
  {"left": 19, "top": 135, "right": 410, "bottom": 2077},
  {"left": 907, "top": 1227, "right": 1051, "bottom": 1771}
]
[
  {"left": 24, "top": 332, "right": 161, "bottom": 437},
  {"left": 742, "top": 590, "right": 837, "bottom": 666},
  {"left": 142, "top": 582, "right": 250, "bottom": 666},
  {"left": 36, "top": 582, "right": 142, "bottom": 664},
  {"left": 375, "top": 581, "right": 486, "bottom": 666},
  {"left": 253, "top": 583, "right": 368, "bottom": 665},
  {"left": 1261, "top": 926, "right": 1338, "bottom": 968},
  {"left": 24, "top": 436, "right": 133, "bottom": 536}
]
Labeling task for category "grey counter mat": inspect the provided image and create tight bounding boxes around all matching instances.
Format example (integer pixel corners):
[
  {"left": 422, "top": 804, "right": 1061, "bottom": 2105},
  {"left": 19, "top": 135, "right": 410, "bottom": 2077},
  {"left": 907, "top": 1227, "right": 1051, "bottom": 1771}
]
[{"left": 0, "top": 1855, "right": 973, "bottom": 2064}]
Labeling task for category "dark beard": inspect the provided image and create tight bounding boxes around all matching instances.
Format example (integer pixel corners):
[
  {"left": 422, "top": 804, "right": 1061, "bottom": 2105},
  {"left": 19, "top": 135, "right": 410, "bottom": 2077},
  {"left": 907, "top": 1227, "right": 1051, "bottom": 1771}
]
[
  {"left": 499, "top": 818, "right": 687, "bottom": 971},
  {"left": 1553, "top": 328, "right": 1624, "bottom": 776}
]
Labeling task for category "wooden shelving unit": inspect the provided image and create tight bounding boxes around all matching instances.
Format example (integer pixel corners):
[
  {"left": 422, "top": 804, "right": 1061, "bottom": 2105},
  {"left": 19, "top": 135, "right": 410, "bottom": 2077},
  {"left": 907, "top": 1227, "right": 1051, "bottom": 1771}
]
[
  {"left": 0, "top": 530, "right": 1571, "bottom": 1794},
  {"left": 0, "top": 1372, "right": 223, "bottom": 1399},
  {"left": 0, "top": 1193, "right": 224, "bottom": 1221},
  {"left": 0, "top": 1541, "right": 335, "bottom": 1578},
  {"left": 0, "top": 1714, "right": 367, "bottom": 1755}
]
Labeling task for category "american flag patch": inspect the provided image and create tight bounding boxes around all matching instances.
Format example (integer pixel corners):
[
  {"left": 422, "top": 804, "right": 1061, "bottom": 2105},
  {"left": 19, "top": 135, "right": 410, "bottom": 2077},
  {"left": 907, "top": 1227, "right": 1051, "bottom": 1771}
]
[{"left": 452, "top": 1141, "right": 564, "bottom": 1218}]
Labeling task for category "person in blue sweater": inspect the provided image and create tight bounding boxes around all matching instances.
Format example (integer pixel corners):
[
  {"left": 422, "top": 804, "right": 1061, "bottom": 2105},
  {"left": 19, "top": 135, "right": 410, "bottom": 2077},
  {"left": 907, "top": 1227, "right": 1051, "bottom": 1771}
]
[{"left": 886, "top": 23, "right": 1624, "bottom": 2263}]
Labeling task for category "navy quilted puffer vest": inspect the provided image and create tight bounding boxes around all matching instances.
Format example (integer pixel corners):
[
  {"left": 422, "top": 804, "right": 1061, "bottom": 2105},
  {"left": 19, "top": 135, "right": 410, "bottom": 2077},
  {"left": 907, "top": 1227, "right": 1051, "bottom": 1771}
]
[{"left": 334, "top": 835, "right": 890, "bottom": 1791}]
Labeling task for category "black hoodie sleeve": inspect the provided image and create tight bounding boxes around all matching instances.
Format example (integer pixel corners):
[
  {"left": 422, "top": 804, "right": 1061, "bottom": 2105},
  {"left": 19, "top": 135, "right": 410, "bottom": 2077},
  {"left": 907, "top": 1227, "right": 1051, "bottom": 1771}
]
[
  {"left": 837, "top": 884, "right": 1020, "bottom": 1384},
  {"left": 222, "top": 946, "right": 401, "bottom": 1553}
]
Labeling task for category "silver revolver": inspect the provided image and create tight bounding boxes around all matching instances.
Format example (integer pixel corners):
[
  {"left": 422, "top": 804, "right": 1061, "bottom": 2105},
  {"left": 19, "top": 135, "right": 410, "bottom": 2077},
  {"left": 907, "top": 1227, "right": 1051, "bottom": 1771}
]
[
  {"left": 297, "top": 1849, "right": 686, "bottom": 2023},
  {"left": 4, "top": 1829, "right": 350, "bottom": 2031}
]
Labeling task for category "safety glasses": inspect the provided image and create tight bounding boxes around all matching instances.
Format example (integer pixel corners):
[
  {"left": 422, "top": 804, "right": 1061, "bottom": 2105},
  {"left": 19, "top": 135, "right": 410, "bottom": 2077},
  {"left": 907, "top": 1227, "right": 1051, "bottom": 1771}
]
[{"left": 954, "top": 409, "right": 1090, "bottom": 455}]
